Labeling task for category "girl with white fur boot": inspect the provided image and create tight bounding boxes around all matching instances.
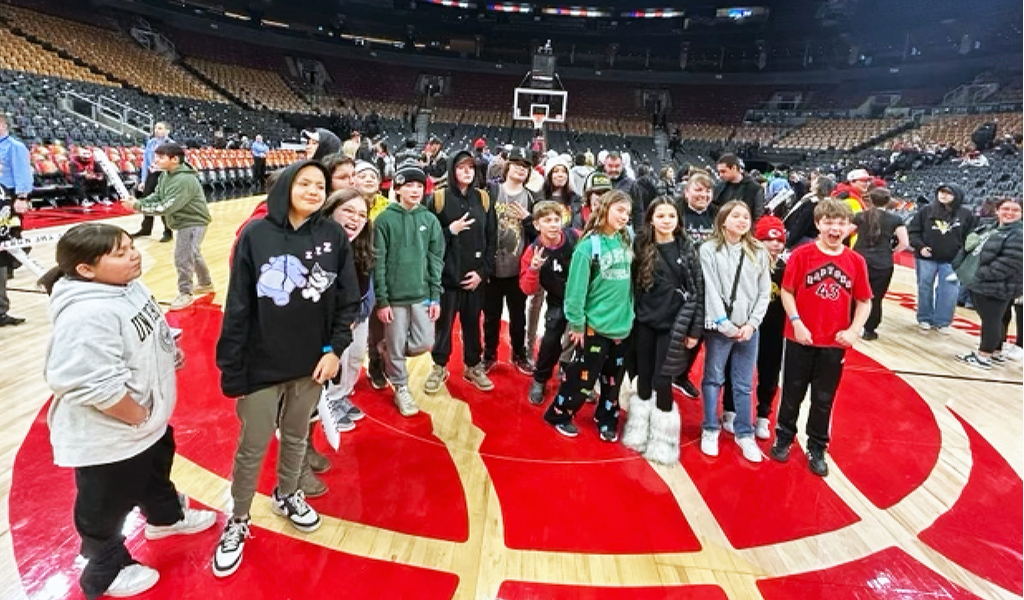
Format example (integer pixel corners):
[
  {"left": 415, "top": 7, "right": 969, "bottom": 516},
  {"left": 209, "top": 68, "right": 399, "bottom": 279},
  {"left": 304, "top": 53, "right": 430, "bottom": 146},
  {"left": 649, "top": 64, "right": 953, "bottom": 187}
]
[{"left": 622, "top": 198, "right": 704, "bottom": 464}]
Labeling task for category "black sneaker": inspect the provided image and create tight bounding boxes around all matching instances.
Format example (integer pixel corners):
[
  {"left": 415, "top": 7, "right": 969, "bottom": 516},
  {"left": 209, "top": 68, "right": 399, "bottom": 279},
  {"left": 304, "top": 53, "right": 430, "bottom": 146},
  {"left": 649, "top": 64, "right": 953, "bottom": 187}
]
[
  {"left": 807, "top": 448, "right": 829, "bottom": 477},
  {"left": 862, "top": 330, "right": 879, "bottom": 341},
  {"left": 513, "top": 354, "right": 536, "bottom": 375},
  {"left": 0, "top": 314, "right": 26, "bottom": 327},
  {"left": 554, "top": 421, "right": 578, "bottom": 438},
  {"left": 672, "top": 376, "right": 699, "bottom": 398},
  {"left": 527, "top": 380, "right": 545, "bottom": 406},
  {"left": 769, "top": 440, "right": 791, "bottom": 462},
  {"left": 368, "top": 357, "right": 388, "bottom": 389},
  {"left": 598, "top": 424, "right": 619, "bottom": 443},
  {"left": 159, "top": 231, "right": 174, "bottom": 243}
]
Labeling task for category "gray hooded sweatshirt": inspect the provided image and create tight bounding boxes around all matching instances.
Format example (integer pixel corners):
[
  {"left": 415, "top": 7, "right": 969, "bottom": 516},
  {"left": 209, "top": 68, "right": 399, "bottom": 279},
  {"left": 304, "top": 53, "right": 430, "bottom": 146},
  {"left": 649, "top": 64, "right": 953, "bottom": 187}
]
[{"left": 45, "top": 278, "right": 177, "bottom": 467}]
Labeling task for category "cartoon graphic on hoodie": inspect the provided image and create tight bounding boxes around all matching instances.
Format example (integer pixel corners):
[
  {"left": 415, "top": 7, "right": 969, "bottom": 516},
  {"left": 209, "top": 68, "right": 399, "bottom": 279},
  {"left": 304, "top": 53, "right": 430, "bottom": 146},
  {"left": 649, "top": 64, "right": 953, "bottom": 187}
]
[{"left": 217, "top": 161, "right": 360, "bottom": 398}]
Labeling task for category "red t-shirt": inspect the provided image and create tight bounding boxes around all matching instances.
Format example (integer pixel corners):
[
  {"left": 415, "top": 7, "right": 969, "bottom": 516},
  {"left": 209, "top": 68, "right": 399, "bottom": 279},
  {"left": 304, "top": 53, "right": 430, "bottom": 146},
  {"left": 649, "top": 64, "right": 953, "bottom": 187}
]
[{"left": 782, "top": 242, "right": 872, "bottom": 347}]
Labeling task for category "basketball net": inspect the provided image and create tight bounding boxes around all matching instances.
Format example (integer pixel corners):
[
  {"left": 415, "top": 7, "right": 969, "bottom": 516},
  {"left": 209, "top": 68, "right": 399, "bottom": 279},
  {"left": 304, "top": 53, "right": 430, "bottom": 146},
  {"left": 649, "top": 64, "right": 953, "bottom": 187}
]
[{"left": 530, "top": 113, "right": 546, "bottom": 132}]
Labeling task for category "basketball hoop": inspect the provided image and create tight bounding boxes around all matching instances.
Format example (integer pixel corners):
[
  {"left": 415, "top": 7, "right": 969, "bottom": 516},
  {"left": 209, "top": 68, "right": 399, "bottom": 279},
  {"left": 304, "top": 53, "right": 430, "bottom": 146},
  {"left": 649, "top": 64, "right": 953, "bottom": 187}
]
[{"left": 530, "top": 113, "right": 546, "bottom": 132}]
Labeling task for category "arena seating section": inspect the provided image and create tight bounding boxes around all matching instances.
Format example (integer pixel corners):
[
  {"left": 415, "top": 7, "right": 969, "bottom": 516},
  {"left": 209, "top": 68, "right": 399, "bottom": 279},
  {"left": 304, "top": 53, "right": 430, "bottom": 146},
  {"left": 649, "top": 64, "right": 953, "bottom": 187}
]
[{"left": 0, "top": 1, "right": 1019, "bottom": 207}]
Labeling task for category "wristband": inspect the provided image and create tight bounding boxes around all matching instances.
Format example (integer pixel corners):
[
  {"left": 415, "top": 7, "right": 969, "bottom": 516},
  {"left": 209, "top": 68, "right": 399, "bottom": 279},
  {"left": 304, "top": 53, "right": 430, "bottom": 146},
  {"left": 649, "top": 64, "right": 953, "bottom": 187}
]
[
  {"left": 322, "top": 345, "right": 333, "bottom": 353},
  {"left": 789, "top": 315, "right": 801, "bottom": 322},
  {"left": 715, "top": 316, "right": 728, "bottom": 325}
]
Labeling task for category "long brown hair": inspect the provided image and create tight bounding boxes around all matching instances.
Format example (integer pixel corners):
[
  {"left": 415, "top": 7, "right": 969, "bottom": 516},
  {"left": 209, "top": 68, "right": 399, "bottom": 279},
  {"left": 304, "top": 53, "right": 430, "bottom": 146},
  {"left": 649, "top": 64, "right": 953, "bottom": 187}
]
[
  {"left": 634, "top": 197, "right": 683, "bottom": 291},
  {"left": 709, "top": 200, "right": 763, "bottom": 261},
  {"left": 582, "top": 189, "right": 633, "bottom": 254},
  {"left": 860, "top": 187, "right": 891, "bottom": 246},
  {"left": 38, "top": 223, "right": 130, "bottom": 294},
  {"left": 323, "top": 188, "right": 375, "bottom": 276}
]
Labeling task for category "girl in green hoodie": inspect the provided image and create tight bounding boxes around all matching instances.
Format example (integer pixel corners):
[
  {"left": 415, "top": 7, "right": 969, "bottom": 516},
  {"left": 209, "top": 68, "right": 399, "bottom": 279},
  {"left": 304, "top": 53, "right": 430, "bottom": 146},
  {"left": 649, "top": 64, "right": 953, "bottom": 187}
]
[{"left": 543, "top": 189, "right": 634, "bottom": 442}]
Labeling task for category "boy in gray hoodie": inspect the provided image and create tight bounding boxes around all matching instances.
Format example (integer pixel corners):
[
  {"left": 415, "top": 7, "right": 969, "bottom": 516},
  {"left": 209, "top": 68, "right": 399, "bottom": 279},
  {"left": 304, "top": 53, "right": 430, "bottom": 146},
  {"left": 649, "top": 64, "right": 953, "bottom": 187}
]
[{"left": 42, "top": 223, "right": 216, "bottom": 599}]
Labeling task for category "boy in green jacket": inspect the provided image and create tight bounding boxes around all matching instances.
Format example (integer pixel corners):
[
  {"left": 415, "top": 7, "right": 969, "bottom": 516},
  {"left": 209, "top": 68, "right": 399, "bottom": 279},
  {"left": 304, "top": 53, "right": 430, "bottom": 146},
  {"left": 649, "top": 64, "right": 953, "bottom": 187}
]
[
  {"left": 374, "top": 165, "right": 444, "bottom": 416},
  {"left": 124, "top": 143, "right": 213, "bottom": 310}
]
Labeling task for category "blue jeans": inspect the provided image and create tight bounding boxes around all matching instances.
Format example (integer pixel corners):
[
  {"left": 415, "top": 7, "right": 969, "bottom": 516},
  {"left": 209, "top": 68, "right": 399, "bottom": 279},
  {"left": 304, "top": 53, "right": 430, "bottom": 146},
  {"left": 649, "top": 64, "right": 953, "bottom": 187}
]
[
  {"left": 915, "top": 258, "right": 959, "bottom": 328},
  {"left": 701, "top": 330, "right": 759, "bottom": 438}
]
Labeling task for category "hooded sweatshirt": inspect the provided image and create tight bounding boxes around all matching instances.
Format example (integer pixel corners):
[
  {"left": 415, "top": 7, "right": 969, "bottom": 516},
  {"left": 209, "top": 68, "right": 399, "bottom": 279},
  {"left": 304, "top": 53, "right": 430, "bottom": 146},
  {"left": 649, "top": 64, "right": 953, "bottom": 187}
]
[
  {"left": 310, "top": 128, "right": 342, "bottom": 162},
  {"left": 373, "top": 200, "right": 445, "bottom": 306},
  {"left": 45, "top": 278, "right": 176, "bottom": 467},
  {"left": 428, "top": 149, "right": 497, "bottom": 289},
  {"left": 217, "top": 160, "right": 360, "bottom": 398},
  {"left": 908, "top": 183, "right": 976, "bottom": 262},
  {"left": 135, "top": 162, "right": 211, "bottom": 230}
]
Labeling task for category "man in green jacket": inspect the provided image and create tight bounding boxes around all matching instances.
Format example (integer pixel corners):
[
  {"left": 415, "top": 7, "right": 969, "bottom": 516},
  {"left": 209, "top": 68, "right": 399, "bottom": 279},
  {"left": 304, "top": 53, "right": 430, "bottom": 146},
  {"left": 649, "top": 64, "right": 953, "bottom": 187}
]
[{"left": 124, "top": 143, "right": 213, "bottom": 310}]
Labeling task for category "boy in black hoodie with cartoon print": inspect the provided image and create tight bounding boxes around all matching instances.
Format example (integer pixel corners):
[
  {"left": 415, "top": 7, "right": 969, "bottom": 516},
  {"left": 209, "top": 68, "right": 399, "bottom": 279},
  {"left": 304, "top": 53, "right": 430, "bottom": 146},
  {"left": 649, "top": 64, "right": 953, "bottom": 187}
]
[
  {"left": 424, "top": 149, "right": 498, "bottom": 394},
  {"left": 214, "top": 160, "right": 360, "bottom": 579}
]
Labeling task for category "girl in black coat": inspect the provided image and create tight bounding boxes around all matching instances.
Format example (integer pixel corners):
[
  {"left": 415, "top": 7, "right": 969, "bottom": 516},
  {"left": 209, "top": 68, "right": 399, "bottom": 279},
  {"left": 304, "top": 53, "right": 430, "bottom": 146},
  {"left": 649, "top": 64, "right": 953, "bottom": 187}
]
[
  {"left": 622, "top": 198, "right": 704, "bottom": 464},
  {"left": 954, "top": 198, "right": 1023, "bottom": 369}
]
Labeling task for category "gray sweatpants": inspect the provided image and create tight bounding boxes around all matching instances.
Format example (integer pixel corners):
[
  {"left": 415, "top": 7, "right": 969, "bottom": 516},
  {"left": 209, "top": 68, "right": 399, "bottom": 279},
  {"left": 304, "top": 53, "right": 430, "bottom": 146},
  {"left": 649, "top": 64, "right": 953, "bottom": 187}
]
[
  {"left": 174, "top": 225, "right": 212, "bottom": 295},
  {"left": 382, "top": 303, "right": 434, "bottom": 387},
  {"left": 230, "top": 377, "right": 320, "bottom": 518}
]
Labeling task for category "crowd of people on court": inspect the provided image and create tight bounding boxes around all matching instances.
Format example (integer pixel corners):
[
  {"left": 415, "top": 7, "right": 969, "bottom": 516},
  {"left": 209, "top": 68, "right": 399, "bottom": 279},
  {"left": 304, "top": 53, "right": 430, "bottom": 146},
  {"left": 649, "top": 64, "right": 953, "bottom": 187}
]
[{"left": 26, "top": 119, "right": 1024, "bottom": 597}]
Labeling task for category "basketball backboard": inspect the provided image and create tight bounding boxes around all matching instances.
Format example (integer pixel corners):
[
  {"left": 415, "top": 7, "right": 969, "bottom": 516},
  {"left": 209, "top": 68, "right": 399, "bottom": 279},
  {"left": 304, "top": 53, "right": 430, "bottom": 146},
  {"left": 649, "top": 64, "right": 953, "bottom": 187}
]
[{"left": 513, "top": 87, "right": 567, "bottom": 124}]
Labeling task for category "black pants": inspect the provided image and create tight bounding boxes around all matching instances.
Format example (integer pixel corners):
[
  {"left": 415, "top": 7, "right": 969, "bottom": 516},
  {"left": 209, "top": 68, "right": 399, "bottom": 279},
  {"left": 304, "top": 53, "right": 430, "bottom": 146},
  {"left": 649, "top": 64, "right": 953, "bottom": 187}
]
[
  {"left": 137, "top": 171, "right": 170, "bottom": 236},
  {"left": 544, "top": 331, "right": 627, "bottom": 429},
  {"left": 864, "top": 265, "right": 894, "bottom": 333},
  {"left": 1003, "top": 301, "right": 1022, "bottom": 348},
  {"left": 74, "top": 427, "right": 183, "bottom": 599},
  {"left": 432, "top": 287, "right": 484, "bottom": 367},
  {"left": 534, "top": 303, "right": 568, "bottom": 384},
  {"left": 775, "top": 342, "right": 846, "bottom": 452},
  {"left": 634, "top": 322, "right": 674, "bottom": 412},
  {"left": 723, "top": 325, "right": 784, "bottom": 419},
  {"left": 973, "top": 292, "right": 1013, "bottom": 354},
  {"left": 367, "top": 310, "right": 384, "bottom": 363},
  {"left": 679, "top": 337, "right": 704, "bottom": 382},
  {"left": 253, "top": 156, "right": 267, "bottom": 188},
  {"left": 484, "top": 275, "right": 527, "bottom": 361}
]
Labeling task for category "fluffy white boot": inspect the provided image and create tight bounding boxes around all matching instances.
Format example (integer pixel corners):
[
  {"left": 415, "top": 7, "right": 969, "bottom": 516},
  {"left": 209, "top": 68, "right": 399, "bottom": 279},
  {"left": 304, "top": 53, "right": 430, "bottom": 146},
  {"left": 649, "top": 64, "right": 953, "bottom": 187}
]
[
  {"left": 621, "top": 394, "right": 653, "bottom": 453},
  {"left": 644, "top": 404, "right": 681, "bottom": 465}
]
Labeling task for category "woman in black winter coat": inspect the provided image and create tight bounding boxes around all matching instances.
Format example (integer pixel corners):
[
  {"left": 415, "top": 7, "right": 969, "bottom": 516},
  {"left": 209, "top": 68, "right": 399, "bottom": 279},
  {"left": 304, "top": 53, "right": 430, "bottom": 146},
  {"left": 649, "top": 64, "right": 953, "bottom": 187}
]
[
  {"left": 954, "top": 198, "right": 1023, "bottom": 369},
  {"left": 621, "top": 198, "right": 704, "bottom": 465}
]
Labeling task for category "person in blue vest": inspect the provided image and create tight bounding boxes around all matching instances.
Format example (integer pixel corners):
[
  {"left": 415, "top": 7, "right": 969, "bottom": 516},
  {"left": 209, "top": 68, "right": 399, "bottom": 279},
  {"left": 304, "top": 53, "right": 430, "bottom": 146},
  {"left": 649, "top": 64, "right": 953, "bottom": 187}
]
[{"left": 131, "top": 122, "right": 174, "bottom": 242}]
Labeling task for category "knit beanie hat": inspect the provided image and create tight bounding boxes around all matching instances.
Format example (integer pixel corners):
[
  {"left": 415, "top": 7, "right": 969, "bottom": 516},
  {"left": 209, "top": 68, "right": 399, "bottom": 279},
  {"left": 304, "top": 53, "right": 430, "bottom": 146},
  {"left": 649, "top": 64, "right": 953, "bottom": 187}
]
[
  {"left": 583, "top": 171, "right": 612, "bottom": 194},
  {"left": 754, "top": 215, "right": 786, "bottom": 242},
  {"left": 393, "top": 164, "right": 426, "bottom": 188},
  {"left": 354, "top": 160, "right": 380, "bottom": 179}
]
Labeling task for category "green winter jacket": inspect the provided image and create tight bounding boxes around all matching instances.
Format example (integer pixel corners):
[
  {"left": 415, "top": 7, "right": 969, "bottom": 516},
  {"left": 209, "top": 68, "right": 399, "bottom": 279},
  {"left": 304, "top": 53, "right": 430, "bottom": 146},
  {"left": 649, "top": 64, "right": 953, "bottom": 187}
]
[
  {"left": 373, "top": 201, "right": 444, "bottom": 306},
  {"left": 135, "top": 162, "right": 211, "bottom": 230}
]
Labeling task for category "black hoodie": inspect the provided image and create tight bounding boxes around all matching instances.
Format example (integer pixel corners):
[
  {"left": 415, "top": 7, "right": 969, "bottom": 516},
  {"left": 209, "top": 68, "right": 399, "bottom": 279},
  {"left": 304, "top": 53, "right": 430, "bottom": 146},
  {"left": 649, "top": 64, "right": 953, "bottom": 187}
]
[
  {"left": 217, "top": 160, "right": 360, "bottom": 397},
  {"left": 908, "top": 183, "right": 976, "bottom": 262},
  {"left": 427, "top": 149, "right": 497, "bottom": 289},
  {"left": 310, "top": 128, "right": 342, "bottom": 162}
]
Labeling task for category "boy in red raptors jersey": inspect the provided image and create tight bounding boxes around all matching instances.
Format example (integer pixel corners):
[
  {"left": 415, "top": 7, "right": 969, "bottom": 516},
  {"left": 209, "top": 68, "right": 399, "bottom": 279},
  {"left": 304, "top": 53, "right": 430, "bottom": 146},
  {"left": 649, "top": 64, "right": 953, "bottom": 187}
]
[{"left": 769, "top": 199, "right": 871, "bottom": 477}]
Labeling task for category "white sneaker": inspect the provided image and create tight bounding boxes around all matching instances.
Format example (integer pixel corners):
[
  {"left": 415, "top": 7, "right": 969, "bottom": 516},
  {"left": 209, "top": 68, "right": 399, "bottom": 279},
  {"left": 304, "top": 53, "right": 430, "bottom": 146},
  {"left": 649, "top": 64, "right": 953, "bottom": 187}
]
[
  {"left": 105, "top": 563, "right": 159, "bottom": 597},
  {"left": 755, "top": 417, "right": 771, "bottom": 440},
  {"left": 212, "top": 517, "right": 251, "bottom": 578},
  {"left": 700, "top": 429, "right": 720, "bottom": 457},
  {"left": 934, "top": 326, "right": 952, "bottom": 335},
  {"left": 1003, "top": 344, "right": 1024, "bottom": 361},
  {"left": 271, "top": 488, "right": 321, "bottom": 532},
  {"left": 917, "top": 322, "right": 931, "bottom": 331},
  {"left": 169, "top": 294, "right": 194, "bottom": 310},
  {"left": 144, "top": 507, "right": 217, "bottom": 539},
  {"left": 393, "top": 385, "right": 420, "bottom": 417},
  {"left": 721, "top": 411, "right": 736, "bottom": 434},
  {"left": 736, "top": 436, "right": 763, "bottom": 463}
]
